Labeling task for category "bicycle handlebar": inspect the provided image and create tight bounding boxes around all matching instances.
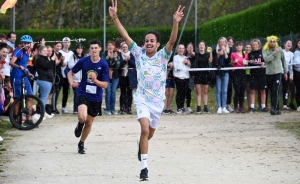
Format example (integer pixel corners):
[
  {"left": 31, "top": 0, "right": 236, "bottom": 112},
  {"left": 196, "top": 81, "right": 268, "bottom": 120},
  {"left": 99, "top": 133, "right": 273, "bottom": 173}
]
[{"left": 22, "top": 69, "right": 35, "bottom": 81}]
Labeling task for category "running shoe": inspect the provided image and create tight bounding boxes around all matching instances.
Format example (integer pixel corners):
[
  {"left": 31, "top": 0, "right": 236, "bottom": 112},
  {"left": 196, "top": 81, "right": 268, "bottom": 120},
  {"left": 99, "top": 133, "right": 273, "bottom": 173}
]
[
  {"left": 32, "top": 114, "right": 46, "bottom": 121},
  {"left": 177, "top": 108, "right": 184, "bottom": 114},
  {"left": 127, "top": 108, "right": 133, "bottom": 114},
  {"left": 45, "top": 113, "right": 54, "bottom": 119},
  {"left": 261, "top": 108, "right": 268, "bottom": 112},
  {"left": 74, "top": 122, "right": 84, "bottom": 138},
  {"left": 73, "top": 111, "right": 78, "bottom": 115},
  {"left": 183, "top": 108, "right": 190, "bottom": 115},
  {"left": 239, "top": 107, "right": 245, "bottom": 113},
  {"left": 196, "top": 106, "right": 201, "bottom": 114},
  {"left": 217, "top": 107, "right": 222, "bottom": 114},
  {"left": 297, "top": 106, "right": 300, "bottom": 112},
  {"left": 61, "top": 108, "right": 69, "bottom": 114},
  {"left": 162, "top": 109, "right": 170, "bottom": 114},
  {"left": 222, "top": 107, "right": 230, "bottom": 114},
  {"left": 203, "top": 106, "right": 209, "bottom": 114},
  {"left": 54, "top": 109, "right": 61, "bottom": 115},
  {"left": 234, "top": 108, "right": 239, "bottom": 113},
  {"left": 187, "top": 107, "right": 193, "bottom": 113},
  {"left": 270, "top": 109, "right": 281, "bottom": 115},
  {"left": 78, "top": 142, "right": 86, "bottom": 154},
  {"left": 105, "top": 110, "right": 111, "bottom": 115},
  {"left": 24, "top": 120, "right": 34, "bottom": 127},
  {"left": 282, "top": 106, "right": 290, "bottom": 111},
  {"left": 226, "top": 105, "right": 234, "bottom": 113},
  {"left": 111, "top": 110, "right": 118, "bottom": 115},
  {"left": 140, "top": 167, "right": 148, "bottom": 181},
  {"left": 249, "top": 108, "right": 255, "bottom": 114}
]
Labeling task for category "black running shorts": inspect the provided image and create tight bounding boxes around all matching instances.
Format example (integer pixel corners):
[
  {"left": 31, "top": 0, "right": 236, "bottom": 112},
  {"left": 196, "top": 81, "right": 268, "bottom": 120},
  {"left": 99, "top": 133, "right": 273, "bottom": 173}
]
[{"left": 77, "top": 96, "right": 102, "bottom": 117}]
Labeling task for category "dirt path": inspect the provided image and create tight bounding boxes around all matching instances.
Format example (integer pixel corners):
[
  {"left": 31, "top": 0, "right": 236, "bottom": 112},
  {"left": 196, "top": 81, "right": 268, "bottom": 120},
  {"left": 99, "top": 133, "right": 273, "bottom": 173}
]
[{"left": 1, "top": 112, "right": 300, "bottom": 184}]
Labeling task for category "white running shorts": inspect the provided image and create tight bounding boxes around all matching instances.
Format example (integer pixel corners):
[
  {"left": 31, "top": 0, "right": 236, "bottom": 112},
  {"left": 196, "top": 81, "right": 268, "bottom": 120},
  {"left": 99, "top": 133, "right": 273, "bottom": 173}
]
[{"left": 134, "top": 97, "right": 164, "bottom": 129}]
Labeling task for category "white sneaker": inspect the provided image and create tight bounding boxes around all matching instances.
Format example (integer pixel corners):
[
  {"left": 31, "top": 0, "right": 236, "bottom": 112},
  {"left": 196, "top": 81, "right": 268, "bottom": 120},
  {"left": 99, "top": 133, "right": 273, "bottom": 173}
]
[
  {"left": 177, "top": 109, "right": 184, "bottom": 114},
  {"left": 183, "top": 108, "right": 190, "bottom": 115},
  {"left": 45, "top": 113, "right": 54, "bottom": 119},
  {"left": 222, "top": 107, "right": 230, "bottom": 113},
  {"left": 61, "top": 108, "right": 69, "bottom": 114},
  {"left": 217, "top": 107, "right": 222, "bottom": 114},
  {"left": 32, "top": 114, "right": 46, "bottom": 122},
  {"left": 187, "top": 107, "right": 193, "bottom": 113},
  {"left": 297, "top": 106, "right": 300, "bottom": 112},
  {"left": 32, "top": 114, "right": 40, "bottom": 122},
  {"left": 226, "top": 105, "right": 234, "bottom": 112}
]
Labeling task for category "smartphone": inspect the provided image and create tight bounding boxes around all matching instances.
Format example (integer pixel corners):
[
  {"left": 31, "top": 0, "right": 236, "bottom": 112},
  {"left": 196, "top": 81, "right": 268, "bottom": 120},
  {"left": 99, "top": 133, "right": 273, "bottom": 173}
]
[{"left": 207, "top": 47, "right": 212, "bottom": 52}]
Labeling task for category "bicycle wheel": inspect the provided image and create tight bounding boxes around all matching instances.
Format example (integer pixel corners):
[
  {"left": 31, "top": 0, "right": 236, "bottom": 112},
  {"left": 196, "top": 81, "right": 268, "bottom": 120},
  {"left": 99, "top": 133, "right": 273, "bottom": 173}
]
[{"left": 9, "top": 94, "right": 45, "bottom": 130}]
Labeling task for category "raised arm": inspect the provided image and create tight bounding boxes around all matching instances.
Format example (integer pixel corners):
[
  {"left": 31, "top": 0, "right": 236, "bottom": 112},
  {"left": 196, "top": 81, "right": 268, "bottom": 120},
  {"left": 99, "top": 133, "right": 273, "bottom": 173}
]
[
  {"left": 166, "top": 6, "right": 185, "bottom": 54},
  {"left": 109, "top": 0, "right": 133, "bottom": 47}
]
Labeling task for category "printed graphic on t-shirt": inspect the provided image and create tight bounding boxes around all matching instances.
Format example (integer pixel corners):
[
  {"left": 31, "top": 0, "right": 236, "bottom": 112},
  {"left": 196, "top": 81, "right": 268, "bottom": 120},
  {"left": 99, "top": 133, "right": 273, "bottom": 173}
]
[
  {"left": 253, "top": 58, "right": 262, "bottom": 64},
  {"left": 86, "top": 70, "right": 98, "bottom": 84},
  {"left": 129, "top": 42, "right": 171, "bottom": 102}
]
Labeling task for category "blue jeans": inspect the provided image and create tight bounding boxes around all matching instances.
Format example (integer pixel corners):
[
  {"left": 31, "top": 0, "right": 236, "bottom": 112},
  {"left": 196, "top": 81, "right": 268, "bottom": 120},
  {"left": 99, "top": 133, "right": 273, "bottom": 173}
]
[
  {"left": 72, "top": 87, "right": 79, "bottom": 112},
  {"left": 37, "top": 80, "right": 52, "bottom": 108},
  {"left": 105, "top": 77, "right": 119, "bottom": 111},
  {"left": 216, "top": 73, "right": 229, "bottom": 108}
]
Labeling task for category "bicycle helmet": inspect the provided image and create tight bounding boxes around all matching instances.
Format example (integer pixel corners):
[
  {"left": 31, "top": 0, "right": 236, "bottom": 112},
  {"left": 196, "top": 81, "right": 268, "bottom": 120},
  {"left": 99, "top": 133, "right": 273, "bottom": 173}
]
[{"left": 20, "top": 35, "right": 33, "bottom": 43}]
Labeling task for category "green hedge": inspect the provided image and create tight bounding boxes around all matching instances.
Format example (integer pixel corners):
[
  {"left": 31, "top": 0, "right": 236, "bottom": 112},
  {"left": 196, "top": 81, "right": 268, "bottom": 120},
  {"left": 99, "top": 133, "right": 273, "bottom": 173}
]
[
  {"left": 0, "top": 0, "right": 297, "bottom": 48},
  {"left": 198, "top": 0, "right": 299, "bottom": 45}
]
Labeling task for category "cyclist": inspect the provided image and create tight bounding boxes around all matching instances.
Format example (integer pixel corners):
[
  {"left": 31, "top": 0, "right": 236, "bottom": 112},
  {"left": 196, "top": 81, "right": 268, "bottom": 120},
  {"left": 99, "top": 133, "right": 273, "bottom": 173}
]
[{"left": 9, "top": 35, "right": 35, "bottom": 127}]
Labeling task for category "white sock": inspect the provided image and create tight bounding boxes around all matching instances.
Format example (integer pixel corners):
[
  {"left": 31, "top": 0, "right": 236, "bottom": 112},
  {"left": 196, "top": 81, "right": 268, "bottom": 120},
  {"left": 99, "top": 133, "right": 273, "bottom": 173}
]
[
  {"left": 261, "top": 104, "right": 266, "bottom": 108},
  {"left": 141, "top": 154, "right": 148, "bottom": 169},
  {"left": 250, "top": 104, "right": 254, "bottom": 108}
]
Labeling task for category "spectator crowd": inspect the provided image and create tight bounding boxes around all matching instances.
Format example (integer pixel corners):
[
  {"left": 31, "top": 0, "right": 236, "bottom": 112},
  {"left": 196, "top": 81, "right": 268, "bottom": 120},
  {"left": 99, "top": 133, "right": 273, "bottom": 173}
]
[{"left": 0, "top": 31, "right": 300, "bottom": 125}]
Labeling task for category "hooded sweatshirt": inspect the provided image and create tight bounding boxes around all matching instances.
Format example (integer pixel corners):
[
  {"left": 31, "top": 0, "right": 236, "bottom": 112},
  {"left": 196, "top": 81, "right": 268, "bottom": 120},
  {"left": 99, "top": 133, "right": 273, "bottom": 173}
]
[{"left": 262, "top": 47, "right": 287, "bottom": 75}]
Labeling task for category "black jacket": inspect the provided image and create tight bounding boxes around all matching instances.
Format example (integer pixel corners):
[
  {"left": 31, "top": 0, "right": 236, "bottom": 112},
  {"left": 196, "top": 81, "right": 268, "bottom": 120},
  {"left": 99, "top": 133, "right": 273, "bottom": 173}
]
[{"left": 35, "top": 55, "right": 54, "bottom": 83}]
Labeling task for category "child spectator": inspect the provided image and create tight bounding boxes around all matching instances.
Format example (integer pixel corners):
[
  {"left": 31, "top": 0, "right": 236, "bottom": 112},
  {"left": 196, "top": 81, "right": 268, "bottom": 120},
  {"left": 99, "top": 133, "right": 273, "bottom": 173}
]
[{"left": 2, "top": 77, "right": 14, "bottom": 116}]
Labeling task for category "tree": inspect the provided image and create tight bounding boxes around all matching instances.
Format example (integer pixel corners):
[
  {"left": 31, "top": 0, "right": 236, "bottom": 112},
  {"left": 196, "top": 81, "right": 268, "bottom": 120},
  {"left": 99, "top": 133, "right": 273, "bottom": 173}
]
[{"left": 0, "top": 0, "right": 270, "bottom": 30}]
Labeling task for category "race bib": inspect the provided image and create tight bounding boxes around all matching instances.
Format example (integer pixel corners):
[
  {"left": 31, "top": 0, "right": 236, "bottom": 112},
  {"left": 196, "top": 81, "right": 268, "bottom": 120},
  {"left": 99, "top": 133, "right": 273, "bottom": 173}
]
[{"left": 86, "top": 85, "right": 97, "bottom": 94}]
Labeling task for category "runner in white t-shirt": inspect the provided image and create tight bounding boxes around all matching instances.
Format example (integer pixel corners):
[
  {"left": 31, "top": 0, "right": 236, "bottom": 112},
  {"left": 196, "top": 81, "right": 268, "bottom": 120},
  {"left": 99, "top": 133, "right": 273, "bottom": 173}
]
[{"left": 109, "top": 0, "right": 185, "bottom": 181}]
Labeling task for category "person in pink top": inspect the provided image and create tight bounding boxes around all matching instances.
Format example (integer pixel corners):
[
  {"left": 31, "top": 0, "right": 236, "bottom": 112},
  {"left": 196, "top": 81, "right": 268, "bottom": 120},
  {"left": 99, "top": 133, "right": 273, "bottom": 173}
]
[{"left": 230, "top": 41, "right": 249, "bottom": 113}]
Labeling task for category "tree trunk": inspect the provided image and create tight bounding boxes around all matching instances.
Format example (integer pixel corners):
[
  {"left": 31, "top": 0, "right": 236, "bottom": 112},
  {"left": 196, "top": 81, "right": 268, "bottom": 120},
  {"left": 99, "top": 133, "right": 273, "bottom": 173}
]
[
  {"left": 57, "top": 0, "right": 68, "bottom": 30},
  {"left": 21, "top": 1, "right": 33, "bottom": 29}
]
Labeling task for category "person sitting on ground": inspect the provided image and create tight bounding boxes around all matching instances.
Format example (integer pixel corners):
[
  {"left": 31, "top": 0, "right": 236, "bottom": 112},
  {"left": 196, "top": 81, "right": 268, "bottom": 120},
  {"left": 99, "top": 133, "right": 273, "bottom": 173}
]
[{"left": 2, "top": 77, "right": 14, "bottom": 116}]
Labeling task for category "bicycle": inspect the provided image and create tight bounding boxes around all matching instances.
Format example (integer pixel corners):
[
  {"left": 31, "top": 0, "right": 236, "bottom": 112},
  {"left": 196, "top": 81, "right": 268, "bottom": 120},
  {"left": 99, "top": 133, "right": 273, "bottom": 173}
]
[{"left": 9, "top": 69, "right": 45, "bottom": 130}]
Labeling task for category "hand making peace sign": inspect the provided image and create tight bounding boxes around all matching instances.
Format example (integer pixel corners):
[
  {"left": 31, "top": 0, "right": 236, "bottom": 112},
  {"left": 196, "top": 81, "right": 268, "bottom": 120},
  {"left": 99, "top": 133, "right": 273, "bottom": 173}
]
[
  {"left": 109, "top": 0, "right": 117, "bottom": 18},
  {"left": 173, "top": 5, "right": 185, "bottom": 23}
]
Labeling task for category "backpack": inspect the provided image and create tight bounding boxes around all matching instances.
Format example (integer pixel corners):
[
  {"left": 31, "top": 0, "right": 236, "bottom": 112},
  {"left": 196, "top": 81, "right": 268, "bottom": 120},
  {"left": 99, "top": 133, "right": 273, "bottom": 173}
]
[{"left": 11, "top": 46, "right": 31, "bottom": 61}]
